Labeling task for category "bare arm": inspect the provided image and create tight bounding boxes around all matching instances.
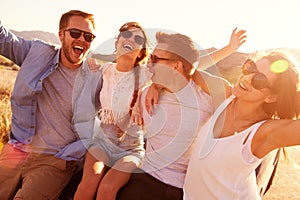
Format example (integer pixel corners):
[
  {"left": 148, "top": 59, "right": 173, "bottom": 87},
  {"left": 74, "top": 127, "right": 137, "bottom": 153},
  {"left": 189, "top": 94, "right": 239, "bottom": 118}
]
[
  {"left": 131, "top": 89, "right": 143, "bottom": 125},
  {"left": 197, "top": 27, "right": 247, "bottom": 70},
  {"left": 144, "top": 84, "right": 160, "bottom": 115},
  {"left": 253, "top": 119, "right": 300, "bottom": 158},
  {"left": 192, "top": 70, "right": 232, "bottom": 111},
  {"left": 145, "top": 28, "right": 246, "bottom": 114}
]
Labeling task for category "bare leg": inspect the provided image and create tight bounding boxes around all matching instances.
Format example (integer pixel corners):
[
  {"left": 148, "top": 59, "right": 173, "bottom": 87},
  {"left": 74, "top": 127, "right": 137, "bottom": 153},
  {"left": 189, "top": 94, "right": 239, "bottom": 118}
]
[
  {"left": 74, "top": 147, "right": 109, "bottom": 200},
  {"left": 96, "top": 155, "right": 141, "bottom": 200}
]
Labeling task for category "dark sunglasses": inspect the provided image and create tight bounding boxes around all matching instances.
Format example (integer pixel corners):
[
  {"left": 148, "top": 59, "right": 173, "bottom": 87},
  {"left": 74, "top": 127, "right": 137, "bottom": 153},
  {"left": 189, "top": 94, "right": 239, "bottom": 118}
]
[
  {"left": 149, "top": 54, "right": 174, "bottom": 63},
  {"left": 64, "top": 28, "right": 96, "bottom": 42},
  {"left": 241, "top": 59, "right": 270, "bottom": 90},
  {"left": 120, "top": 30, "right": 145, "bottom": 45}
]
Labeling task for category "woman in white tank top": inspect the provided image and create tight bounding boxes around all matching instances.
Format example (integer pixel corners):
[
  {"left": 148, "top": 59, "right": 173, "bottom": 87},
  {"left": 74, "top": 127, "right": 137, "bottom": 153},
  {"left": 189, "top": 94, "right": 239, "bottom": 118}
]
[{"left": 184, "top": 50, "right": 300, "bottom": 199}]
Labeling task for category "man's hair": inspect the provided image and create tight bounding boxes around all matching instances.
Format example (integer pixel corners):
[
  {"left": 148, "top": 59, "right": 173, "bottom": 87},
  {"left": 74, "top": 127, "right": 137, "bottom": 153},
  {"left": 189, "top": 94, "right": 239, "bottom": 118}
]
[
  {"left": 156, "top": 32, "right": 199, "bottom": 77},
  {"left": 59, "top": 10, "right": 96, "bottom": 30}
]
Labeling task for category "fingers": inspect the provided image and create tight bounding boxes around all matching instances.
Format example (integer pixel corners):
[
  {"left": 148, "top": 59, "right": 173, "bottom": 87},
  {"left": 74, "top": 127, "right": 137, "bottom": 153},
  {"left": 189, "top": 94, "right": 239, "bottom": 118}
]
[
  {"left": 231, "top": 27, "right": 238, "bottom": 35},
  {"left": 130, "top": 104, "right": 144, "bottom": 125},
  {"left": 237, "top": 30, "right": 247, "bottom": 41},
  {"left": 145, "top": 98, "right": 153, "bottom": 116},
  {"left": 131, "top": 112, "right": 143, "bottom": 126},
  {"left": 87, "top": 57, "right": 100, "bottom": 71},
  {"left": 229, "top": 27, "right": 247, "bottom": 51},
  {"left": 232, "top": 27, "right": 246, "bottom": 38}
]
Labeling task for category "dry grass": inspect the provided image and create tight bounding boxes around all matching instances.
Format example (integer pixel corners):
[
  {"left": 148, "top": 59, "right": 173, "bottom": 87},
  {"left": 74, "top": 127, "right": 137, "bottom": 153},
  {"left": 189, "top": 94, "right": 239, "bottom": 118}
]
[{"left": 0, "top": 67, "right": 17, "bottom": 150}]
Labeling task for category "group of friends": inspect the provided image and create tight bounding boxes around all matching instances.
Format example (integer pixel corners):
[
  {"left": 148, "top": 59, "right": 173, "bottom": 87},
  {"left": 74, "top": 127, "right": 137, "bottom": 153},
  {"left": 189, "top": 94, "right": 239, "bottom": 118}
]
[{"left": 0, "top": 9, "right": 300, "bottom": 200}]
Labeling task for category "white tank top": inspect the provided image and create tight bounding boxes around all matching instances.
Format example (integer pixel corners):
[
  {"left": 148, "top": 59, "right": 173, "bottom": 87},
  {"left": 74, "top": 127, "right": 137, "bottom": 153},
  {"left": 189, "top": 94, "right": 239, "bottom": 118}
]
[{"left": 183, "top": 95, "right": 265, "bottom": 200}]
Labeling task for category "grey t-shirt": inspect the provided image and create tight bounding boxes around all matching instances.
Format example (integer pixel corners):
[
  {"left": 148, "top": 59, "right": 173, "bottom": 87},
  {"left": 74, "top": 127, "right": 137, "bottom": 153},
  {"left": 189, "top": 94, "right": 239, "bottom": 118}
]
[{"left": 24, "top": 63, "right": 79, "bottom": 154}]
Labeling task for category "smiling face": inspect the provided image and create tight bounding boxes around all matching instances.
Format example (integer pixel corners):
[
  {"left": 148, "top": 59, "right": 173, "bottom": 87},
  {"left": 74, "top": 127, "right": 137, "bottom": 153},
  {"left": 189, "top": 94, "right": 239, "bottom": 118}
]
[
  {"left": 59, "top": 15, "right": 95, "bottom": 69},
  {"left": 147, "top": 45, "right": 189, "bottom": 92},
  {"left": 115, "top": 27, "right": 145, "bottom": 62},
  {"left": 147, "top": 48, "right": 176, "bottom": 84},
  {"left": 232, "top": 58, "right": 278, "bottom": 102},
  {"left": 234, "top": 52, "right": 300, "bottom": 119}
]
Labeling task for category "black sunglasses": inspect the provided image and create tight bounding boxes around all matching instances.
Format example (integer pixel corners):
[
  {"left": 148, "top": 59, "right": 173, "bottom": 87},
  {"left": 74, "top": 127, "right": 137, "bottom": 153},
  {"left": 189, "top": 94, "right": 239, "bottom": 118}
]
[
  {"left": 64, "top": 28, "right": 95, "bottom": 42},
  {"left": 149, "top": 54, "right": 175, "bottom": 63},
  {"left": 241, "top": 59, "right": 270, "bottom": 90},
  {"left": 120, "top": 30, "right": 145, "bottom": 45}
]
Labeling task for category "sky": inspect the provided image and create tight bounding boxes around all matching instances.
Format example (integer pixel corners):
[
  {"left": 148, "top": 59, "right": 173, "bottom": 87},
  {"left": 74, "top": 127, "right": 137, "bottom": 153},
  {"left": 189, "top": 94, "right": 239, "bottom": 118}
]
[{"left": 1, "top": 0, "right": 300, "bottom": 53}]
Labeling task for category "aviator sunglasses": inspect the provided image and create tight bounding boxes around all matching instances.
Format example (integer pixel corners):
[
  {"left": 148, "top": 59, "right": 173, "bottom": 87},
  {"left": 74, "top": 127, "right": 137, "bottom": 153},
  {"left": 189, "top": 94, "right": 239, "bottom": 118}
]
[
  {"left": 64, "top": 28, "right": 96, "bottom": 42},
  {"left": 149, "top": 54, "right": 174, "bottom": 63},
  {"left": 241, "top": 59, "right": 270, "bottom": 90},
  {"left": 120, "top": 30, "right": 145, "bottom": 45}
]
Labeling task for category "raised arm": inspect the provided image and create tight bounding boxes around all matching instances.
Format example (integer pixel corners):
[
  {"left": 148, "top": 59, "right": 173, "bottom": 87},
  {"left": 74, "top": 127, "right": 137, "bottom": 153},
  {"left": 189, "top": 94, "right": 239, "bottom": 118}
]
[
  {"left": 196, "top": 27, "right": 247, "bottom": 70},
  {"left": 253, "top": 118, "right": 300, "bottom": 159},
  {"left": 0, "top": 21, "right": 33, "bottom": 66},
  {"left": 145, "top": 28, "right": 246, "bottom": 114},
  {"left": 192, "top": 70, "right": 232, "bottom": 111}
]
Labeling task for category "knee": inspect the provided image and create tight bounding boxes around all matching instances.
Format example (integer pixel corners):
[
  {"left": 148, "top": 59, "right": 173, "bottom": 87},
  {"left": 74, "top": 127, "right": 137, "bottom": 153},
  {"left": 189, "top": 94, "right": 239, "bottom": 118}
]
[
  {"left": 74, "top": 182, "right": 95, "bottom": 200},
  {"left": 97, "top": 182, "right": 118, "bottom": 200}
]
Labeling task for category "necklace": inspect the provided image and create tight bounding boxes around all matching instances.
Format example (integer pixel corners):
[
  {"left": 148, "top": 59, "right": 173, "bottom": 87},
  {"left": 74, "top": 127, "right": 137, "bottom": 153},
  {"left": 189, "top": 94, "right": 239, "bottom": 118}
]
[{"left": 232, "top": 99, "right": 268, "bottom": 135}]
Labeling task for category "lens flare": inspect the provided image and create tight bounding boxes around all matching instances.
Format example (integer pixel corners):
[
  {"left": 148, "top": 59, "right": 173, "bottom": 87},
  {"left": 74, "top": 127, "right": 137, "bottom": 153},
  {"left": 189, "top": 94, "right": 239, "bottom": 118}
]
[{"left": 270, "top": 60, "right": 288, "bottom": 73}]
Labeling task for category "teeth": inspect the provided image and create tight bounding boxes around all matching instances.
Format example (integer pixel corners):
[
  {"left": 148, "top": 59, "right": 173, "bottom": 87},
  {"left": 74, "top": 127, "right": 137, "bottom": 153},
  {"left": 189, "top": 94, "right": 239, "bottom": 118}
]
[
  {"left": 74, "top": 46, "right": 83, "bottom": 50},
  {"left": 239, "top": 82, "right": 246, "bottom": 89},
  {"left": 123, "top": 44, "right": 133, "bottom": 50}
]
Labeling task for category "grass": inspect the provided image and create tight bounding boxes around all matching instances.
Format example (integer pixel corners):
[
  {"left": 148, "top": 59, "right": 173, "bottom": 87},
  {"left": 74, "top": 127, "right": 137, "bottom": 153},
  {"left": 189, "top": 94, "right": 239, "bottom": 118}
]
[{"left": 0, "top": 66, "right": 17, "bottom": 151}]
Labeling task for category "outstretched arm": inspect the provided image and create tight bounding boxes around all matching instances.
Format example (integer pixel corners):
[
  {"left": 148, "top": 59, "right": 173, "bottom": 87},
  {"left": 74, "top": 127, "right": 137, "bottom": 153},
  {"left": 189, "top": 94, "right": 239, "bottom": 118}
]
[
  {"left": 197, "top": 27, "right": 247, "bottom": 70},
  {"left": 145, "top": 28, "right": 246, "bottom": 114},
  {"left": 253, "top": 118, "right": 300, "bottom": 159},
  {"left": 192, "top": 70, "right": 232, "bottom": 111}
]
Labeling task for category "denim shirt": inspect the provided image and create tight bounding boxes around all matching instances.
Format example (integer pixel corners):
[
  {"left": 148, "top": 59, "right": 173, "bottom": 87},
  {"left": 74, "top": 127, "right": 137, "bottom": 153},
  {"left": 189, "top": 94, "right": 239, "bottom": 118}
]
[
  {"left": 60, "top": 59, "right": 102, "bottom": 161},
  {"left": 0, "top": 21, "right": 102, "bottom": 161}
]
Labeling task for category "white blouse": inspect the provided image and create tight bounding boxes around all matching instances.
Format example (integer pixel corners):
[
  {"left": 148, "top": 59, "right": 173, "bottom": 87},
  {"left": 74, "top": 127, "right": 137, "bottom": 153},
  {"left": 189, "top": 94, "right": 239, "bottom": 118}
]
[{"left": 98, "top": 62, "right": 151, "bottom": 129}]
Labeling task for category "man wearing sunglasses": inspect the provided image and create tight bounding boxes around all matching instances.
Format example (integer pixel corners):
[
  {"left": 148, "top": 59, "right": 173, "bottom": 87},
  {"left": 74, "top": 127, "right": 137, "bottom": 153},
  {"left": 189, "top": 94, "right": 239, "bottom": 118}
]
[{"left": 0, "top": 10, "right": 101, "bottom": 199}]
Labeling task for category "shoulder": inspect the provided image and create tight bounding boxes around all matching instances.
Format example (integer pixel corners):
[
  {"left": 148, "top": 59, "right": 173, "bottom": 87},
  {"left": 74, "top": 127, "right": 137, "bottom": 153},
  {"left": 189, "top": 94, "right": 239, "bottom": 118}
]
[
  {"left": 252, "top": 120, "right": 281, "bottom": 158},
  {"left": 86, "top": 57, "right": 102, "bottom": 72},
  {"left": 198, "top": 70, "right": 232, "bottom": 96},
  {"left": 32, "top": 38, "right": 59, "bottom": 49}
]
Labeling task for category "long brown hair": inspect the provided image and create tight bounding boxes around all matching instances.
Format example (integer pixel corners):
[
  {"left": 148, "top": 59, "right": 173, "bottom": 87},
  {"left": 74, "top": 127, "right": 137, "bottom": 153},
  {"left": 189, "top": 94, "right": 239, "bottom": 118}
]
[
  {"left": 117, "top": 22, "right": 150, "bottom": 114},
  {"left": 259, "top": 51, "right": 300, "bottom": 119}
]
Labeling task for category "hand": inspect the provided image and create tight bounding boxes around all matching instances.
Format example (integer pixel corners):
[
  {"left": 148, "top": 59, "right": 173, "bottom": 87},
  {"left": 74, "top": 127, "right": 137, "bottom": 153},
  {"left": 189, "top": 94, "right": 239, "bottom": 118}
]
[
  {"left": 145, "top": 84, "right": 161, "bottom": 115},
  {"left": 130, "top": 102, "right": 143, "bottom": 125},
  {"left": 228, "top": 27, "right": 247, "bottom": 51},
  {"left": 87, "top": 57, "right": 101, "bottom": 72}
]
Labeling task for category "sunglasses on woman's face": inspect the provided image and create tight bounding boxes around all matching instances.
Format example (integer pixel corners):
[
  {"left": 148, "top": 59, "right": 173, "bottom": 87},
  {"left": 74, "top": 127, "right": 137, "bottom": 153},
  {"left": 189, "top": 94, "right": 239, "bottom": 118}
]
[
  {"left": 64, "top": 28, "right": 96, "bottom": 42},
  {"left": 120, "top": 30, "right": 145, "bottom": 45},
  {"left": 241, "top": 59, "right": 270, "bottom": 90}
]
